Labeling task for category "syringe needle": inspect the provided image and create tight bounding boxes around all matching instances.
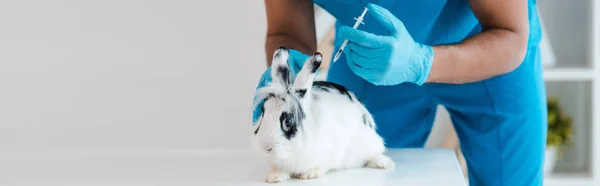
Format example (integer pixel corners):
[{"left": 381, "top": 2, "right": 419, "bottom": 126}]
[
  {"left": 332, "top": 41, "right": 347, "bottom": 62},
  {"left": 333, "top": 7, "right": 368, "bottom": 63}
]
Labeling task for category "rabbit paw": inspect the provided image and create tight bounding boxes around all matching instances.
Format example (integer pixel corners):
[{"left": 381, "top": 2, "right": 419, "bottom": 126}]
[
  {"left": 265, "top": 171, "right": 290, "bottom": 183},
  {"left": 291, "top": 168, "right": 327, "bottom": 180},
  {"left": 366, "top": 155, "right": 395, "bottom": 170}
]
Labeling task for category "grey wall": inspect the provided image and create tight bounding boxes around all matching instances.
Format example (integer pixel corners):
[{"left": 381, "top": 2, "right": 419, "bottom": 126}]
[{"left": 0, "top": 0, "right": 266, "bottom": 149}]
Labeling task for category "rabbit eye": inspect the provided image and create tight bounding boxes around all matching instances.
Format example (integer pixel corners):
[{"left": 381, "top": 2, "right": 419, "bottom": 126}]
[
  {"left": 284, "top": 118, "right": 292, "bottom": 128},
  {"left": 282, "top": 118, "right": 292, "bottom": 131},
  {"left": 279, "top": 112, "right": 293, "bottom": 132}
]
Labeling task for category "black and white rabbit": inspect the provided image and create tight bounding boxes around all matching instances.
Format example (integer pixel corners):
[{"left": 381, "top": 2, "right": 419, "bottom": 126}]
[{"left": 252, "top": 46, "right": 394, "bottom": 183}]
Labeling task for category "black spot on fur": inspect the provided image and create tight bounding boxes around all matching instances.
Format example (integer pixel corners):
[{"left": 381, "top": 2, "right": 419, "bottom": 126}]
[
  {"left": 262, "top": 94, "right": 273, "bottom": 106},
  {"left": 362, "top": 114, "right": 367, "bottom": 126},
  {"left": 310, "top": 62, "right": 320, "bottom": 73},
  {"left": 279, "top": 111, "right": 298, "bottom": 139},
  {"left": 274, "top": 46, "right": 288, "bottom": 58},
  {"left": 277, "top": 46, "right": 289, "bottom": 51},
  {"left": 296, "top": 89, "right": 307, "bottom": 98},
  {"left": 310, "top": 53, "right": 322, "bottom": 73},
  {"left": 313, "top": 81, "right": 353, "bottom": 101},
  {"left": 276, "top": 66, "right": 291, "bottom": 86},
  {"left": 315, "top": 86, "right": 329, "bottom": 92},
  {"left": 361, "top": 114, "right": 374, "bottom": 129},
  {"left": 254, "top": 124, "right": 261, "bottom": 135},
  {"left": 277, "top": 96, "right": 306, "bottom": 140},
  {"left": 265, "top": 93, "right": 285, "bottom": 102}
]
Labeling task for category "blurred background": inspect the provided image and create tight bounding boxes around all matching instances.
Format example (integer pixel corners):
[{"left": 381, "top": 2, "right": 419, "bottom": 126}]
[{"left": 0, "top": 1, "right": 598, "bottom": 186}]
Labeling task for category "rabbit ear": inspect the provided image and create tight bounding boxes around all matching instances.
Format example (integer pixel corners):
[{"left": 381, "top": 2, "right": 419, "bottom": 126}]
[
  {"left": 270, "top": 46, "right": 293, "bottom": 88},
  {"left": 293, "top": 52, "right": 322, "bottom": 98}
]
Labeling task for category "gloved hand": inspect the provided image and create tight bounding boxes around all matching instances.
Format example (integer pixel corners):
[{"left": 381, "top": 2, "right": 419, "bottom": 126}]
[
  {"left": 251, "top": 49, "right": 310, "bottom": 124},
  {"left": 336, "top": 3, "right": 434, "bottom": 86}
]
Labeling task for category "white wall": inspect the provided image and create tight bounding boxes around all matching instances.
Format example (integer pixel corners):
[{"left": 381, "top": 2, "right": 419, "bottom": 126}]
[
  {"left": 0, "top": 0, "right": 266, "bottom": 150},
  {"left": 537, "top": 0, "right": 593, "bottom": 173}
]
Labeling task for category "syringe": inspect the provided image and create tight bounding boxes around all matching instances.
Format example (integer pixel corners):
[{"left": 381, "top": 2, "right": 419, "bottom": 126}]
[{"left": 333, "top": 7, "right": 368, "bottom": 63}]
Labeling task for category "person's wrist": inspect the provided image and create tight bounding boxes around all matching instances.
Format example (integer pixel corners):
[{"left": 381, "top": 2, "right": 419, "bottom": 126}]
[{"left": 411, "top": 43, "right": 434, "bottom": 85}]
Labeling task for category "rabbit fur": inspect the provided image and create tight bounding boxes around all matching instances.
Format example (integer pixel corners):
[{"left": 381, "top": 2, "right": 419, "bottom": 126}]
[{"left": 252, "top": 46, "right": 394, "bottom": 183}]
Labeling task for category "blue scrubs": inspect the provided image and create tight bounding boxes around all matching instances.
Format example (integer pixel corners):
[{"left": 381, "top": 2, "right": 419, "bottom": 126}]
[{"left": 313, "top": 0, "right": 547, "bottom": 185}]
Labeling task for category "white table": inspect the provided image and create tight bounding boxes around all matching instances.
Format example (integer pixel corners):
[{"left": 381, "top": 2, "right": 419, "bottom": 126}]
[{"left": 0, "top": 148, "right": 467, "bottom": 186}]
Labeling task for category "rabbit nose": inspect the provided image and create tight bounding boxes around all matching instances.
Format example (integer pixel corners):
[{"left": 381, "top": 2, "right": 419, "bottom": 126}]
[{"left": 266, "top": 147, "right": 273, "bottom": 152}]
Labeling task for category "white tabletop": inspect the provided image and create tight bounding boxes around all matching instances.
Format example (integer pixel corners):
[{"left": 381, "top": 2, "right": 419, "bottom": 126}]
[{"left": 0, "top": 148, "right": 467, "bottom": 186}]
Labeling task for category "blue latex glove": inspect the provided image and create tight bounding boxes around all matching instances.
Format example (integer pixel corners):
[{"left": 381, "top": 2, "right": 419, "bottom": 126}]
[
  {"left": 251, "top": 49, "right": 310, "bottom": 124},
  {"left": 337, "top": 3, "right": 434, "bottom": 86}
]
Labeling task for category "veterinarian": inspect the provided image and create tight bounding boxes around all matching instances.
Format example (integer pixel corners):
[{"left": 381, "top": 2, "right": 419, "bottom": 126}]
[{"left": 253, "top": 1, "right": 546, "bottom": 186}]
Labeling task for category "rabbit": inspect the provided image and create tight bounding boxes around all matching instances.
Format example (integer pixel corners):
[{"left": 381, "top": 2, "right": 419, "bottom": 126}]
[{"left": 251, "top": 46, "right": 395, "bottom": 183}]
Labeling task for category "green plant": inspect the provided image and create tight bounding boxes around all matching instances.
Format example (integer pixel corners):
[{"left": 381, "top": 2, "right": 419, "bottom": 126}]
[{"left": 546, "top": 97, "right": 573, "bottom": 147}]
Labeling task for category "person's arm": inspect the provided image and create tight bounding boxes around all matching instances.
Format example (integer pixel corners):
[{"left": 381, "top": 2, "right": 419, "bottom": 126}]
[
  {"left": 264, "top": 0, "right": 317, "bottom": 65},
  {"left": 426, "top": 0, "right": 530, "bottom": 84}
]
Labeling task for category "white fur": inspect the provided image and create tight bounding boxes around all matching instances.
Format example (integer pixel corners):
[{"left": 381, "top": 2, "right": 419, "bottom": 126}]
[{"left": 252, "top": 47, "right": 394, "bottom": 183}]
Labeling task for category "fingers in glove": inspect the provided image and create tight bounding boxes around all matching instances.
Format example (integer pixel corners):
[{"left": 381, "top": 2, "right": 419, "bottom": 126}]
[
  {"left": 346, "top": 42, "right": 387, "bottom": 59},
  {"left": 337, "top": 26, "right": 387, "bottom": 48},
  {"left": 346, "top": 49, "right": 381, "bottom": 70},
  {"left": 347, "top": 60, "right": 380, "bottom": 83}
]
